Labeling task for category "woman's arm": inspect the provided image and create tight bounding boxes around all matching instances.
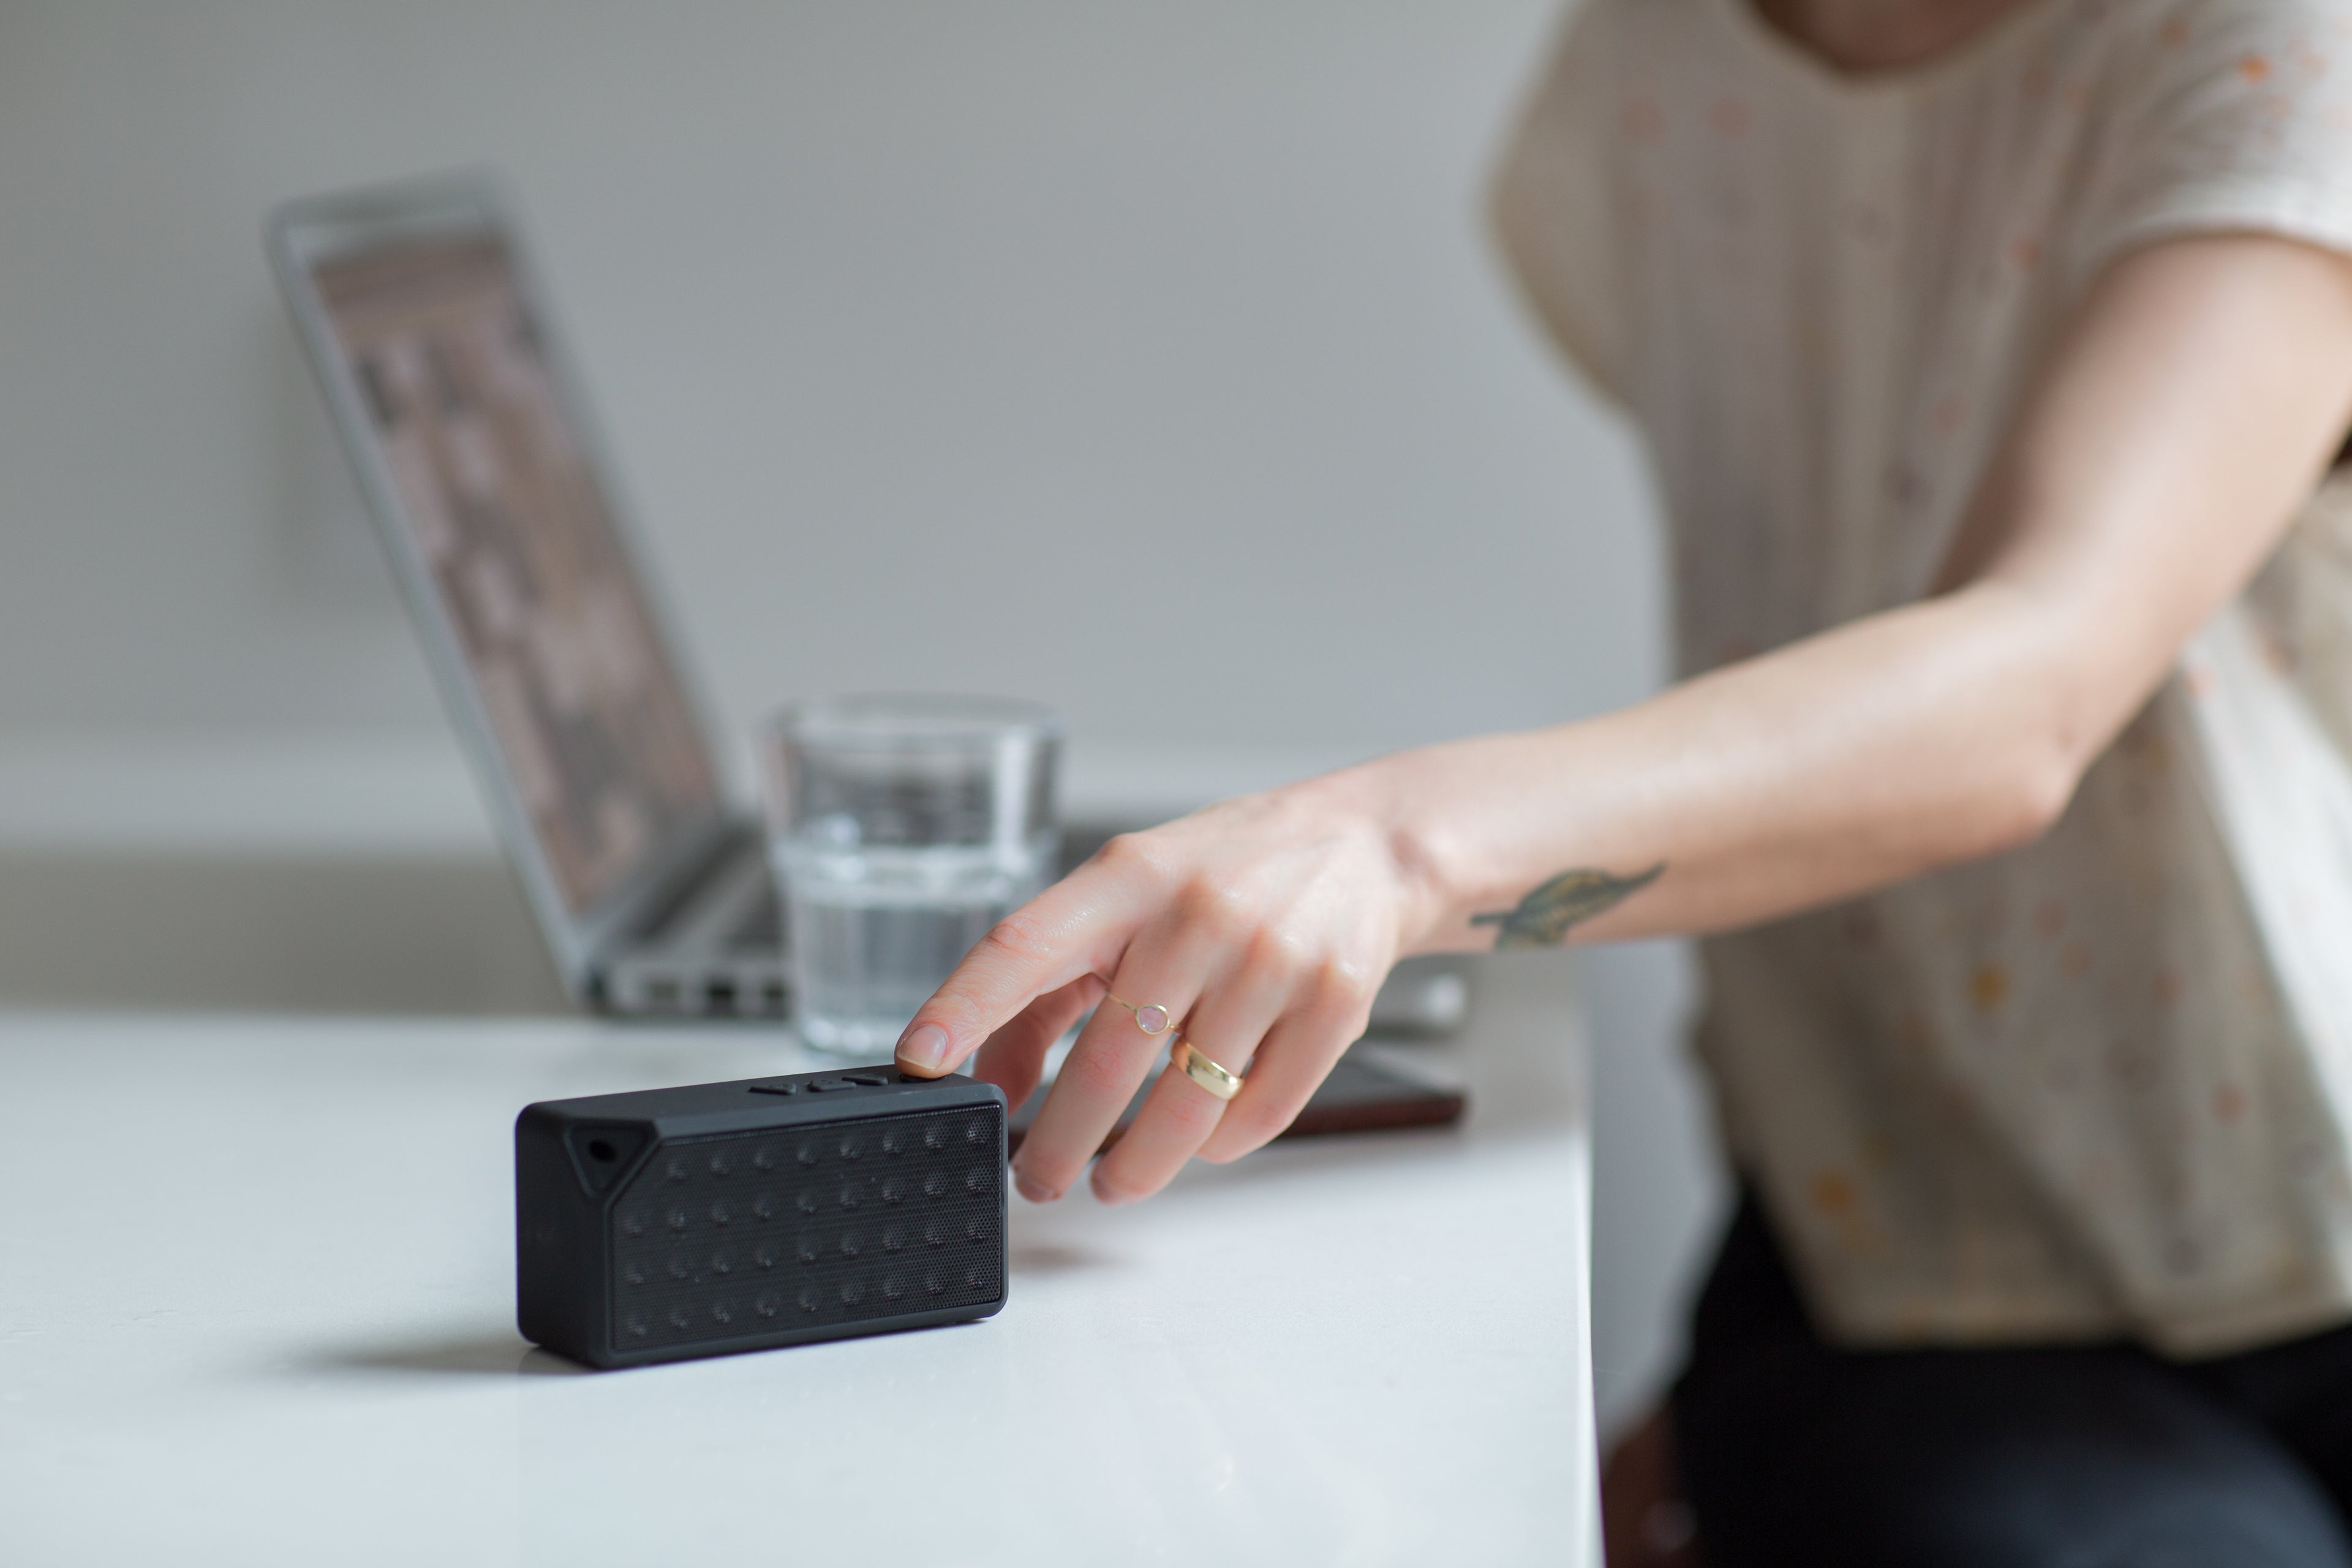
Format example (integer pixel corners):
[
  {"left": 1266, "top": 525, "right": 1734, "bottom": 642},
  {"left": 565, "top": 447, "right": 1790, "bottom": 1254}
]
[{"left": 899, "top": 233, "right": 2352, "bottom": 1207}]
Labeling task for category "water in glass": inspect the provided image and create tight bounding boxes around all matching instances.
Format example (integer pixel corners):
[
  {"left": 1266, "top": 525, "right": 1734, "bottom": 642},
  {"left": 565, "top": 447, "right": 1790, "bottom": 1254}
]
[
  {"left": 775, "top": 836, "right": 1051, "bottom": 1056},
  {"left": 762, "top": 695, "right": 1060, "bottom": 1058}
]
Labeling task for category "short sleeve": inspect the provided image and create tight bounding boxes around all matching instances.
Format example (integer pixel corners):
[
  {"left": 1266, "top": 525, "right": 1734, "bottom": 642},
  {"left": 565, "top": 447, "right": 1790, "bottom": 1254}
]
[
  {"left": 1489, "top": 1, "right": 1634, "bottom": 407},
  {"left": 2075, "top": 0, "right": 2352, "bottom": 284}
]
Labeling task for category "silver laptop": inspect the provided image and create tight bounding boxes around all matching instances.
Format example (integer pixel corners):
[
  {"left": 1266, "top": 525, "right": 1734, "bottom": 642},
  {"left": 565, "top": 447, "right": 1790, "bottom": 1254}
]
[
  {"left": 268, "top": 170, "right": 1476, "bottom": 1038},
  {"left": 268, "top": 171, "right": 783, "bottom": 1019}
]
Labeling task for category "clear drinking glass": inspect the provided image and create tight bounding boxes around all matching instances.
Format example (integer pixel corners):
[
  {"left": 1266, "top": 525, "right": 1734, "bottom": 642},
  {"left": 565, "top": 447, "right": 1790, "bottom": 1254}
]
[{"left": 762, "top": 694, "right": 1061, "bottom": 1058}]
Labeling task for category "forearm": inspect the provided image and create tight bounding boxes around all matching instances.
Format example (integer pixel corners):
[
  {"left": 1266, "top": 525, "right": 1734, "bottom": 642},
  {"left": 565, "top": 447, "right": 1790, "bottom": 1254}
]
[
  {"left": 1335, "top": 239, "right": 2352, "bottom": 954},
  {"left": 1321, "top": 578, "right": 2089, "bottom": 952}
]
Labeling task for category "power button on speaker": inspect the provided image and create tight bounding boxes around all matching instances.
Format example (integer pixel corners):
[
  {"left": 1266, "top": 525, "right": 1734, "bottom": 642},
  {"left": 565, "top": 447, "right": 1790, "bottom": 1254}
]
[{"left": 812, "top": 1073, "right": 892, "bottom": 1091}]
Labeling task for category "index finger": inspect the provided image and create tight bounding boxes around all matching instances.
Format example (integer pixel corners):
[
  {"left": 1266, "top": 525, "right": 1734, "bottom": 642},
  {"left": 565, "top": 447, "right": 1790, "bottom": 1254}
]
[{"left": 893, "top": 845, "right": 1154, "bottom": 1077}]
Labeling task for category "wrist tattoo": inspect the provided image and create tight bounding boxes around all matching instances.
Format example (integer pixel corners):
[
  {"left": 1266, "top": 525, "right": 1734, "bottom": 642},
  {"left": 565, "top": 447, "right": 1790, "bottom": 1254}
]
[{"left": 1470, "top": 864, "right": 1664, "bottom": 949}]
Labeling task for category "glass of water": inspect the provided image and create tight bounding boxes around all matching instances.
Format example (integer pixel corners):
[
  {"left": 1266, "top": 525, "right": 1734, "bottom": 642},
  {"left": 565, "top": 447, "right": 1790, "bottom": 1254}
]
[{"left": 762, "top": 694, "right": 1061, "bottom": 1058}]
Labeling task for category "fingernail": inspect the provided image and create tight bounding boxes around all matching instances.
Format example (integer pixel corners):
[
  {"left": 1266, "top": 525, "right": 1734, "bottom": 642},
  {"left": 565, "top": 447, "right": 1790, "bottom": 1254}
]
[
  {"left": 1088, "top": 1168, "right": 1130, "bottom": 1207},
  {"left": 896, "top": 1023, "right": 951, "bottom": 1074},
  {"left": 1013, "top": 1167, "right": 1060, "bottom": 1204}
]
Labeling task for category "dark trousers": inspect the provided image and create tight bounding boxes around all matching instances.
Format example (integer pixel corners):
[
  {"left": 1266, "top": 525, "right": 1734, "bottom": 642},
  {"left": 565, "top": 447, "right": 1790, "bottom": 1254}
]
[{"left": 1673, "top": 1195, "right": 2352, "bottom": 1567}]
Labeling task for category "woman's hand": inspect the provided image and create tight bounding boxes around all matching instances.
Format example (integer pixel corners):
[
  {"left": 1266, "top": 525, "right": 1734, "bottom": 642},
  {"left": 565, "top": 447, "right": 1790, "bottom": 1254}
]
[
  {"left": 894, "top": 777, "right": 1431, "bottom": 1206},
  {"left": 891, "top": 237, "right": 2352, "bottom": 1211}
]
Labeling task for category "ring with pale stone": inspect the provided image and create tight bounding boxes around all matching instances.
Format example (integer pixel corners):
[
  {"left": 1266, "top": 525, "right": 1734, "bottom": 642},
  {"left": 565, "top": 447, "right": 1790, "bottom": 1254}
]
[{"left": 1104, "top": 993, "right": 1175, "bottom": 1036}]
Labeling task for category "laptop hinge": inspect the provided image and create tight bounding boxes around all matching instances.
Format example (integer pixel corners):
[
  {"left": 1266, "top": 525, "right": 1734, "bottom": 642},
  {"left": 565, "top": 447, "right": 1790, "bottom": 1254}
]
[{"left": 628, "top": 821, "right": 755, "bottom": 944}]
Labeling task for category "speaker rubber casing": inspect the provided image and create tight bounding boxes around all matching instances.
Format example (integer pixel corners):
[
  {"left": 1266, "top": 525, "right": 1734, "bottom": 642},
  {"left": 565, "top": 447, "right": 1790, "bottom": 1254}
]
[{"left": 517, "top": 1066, "right": 1008, "bottom": 1368}]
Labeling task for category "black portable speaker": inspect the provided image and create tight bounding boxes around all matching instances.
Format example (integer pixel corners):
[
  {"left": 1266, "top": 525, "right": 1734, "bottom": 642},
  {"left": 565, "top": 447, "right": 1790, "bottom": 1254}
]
[{"left": 516, "top": 1065, "right": 1008, "bottom": 1368}]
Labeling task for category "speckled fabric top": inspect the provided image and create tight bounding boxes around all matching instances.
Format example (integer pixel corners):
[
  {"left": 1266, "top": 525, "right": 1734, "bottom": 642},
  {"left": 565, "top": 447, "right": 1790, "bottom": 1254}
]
[{"left": 1495, "top": 0, "right": 2352, "bottom": 1354}]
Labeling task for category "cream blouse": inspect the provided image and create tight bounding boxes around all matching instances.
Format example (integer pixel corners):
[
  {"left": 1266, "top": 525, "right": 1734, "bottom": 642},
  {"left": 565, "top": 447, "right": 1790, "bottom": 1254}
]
[{"left": 1495, "top": 0, "right": 2352, "bottom": 1354}]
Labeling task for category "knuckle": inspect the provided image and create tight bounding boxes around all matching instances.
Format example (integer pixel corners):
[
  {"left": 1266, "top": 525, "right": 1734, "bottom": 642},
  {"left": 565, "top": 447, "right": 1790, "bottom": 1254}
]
[
  {"left": 1061, "top": 1044, "right": 1134, "bottom": 1099},
  {"left": 979, "top": 909, "right": 1055, "bottom": 965},
  {"left": 1095, "top": 832, "right": 1172, "bottom": 884},
  {"left": 1174, "top": 876, "right": 1256, "bottom": 939},
  {"left": 1160, "top": 1086, "right": 1225, "bottom": 1138},
  {"left": 1243, "top": 924, "right": 1316, "bottom": 981},
  {"left": 1308, "top": 956, "right": 1381, "bottom": 1014}
]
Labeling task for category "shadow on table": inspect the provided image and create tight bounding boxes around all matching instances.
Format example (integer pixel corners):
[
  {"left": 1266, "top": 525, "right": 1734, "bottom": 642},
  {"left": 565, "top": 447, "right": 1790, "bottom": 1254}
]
[
  {"left": 1009, "top": 1241, "right": 1124, "bottom": 1276},
  {"left": 304, "top": 1330, "right": 590, "bottom": 1379}
]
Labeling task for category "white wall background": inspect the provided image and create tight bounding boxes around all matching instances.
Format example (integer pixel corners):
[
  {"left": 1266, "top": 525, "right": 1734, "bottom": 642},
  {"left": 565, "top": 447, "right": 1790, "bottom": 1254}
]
[{"left": 0, "top": 0, "right": 1721, "bottom": 1433}]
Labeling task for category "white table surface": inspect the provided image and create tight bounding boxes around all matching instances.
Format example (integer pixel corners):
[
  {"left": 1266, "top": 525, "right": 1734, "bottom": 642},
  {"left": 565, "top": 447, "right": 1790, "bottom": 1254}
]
[{"left": 0, "top": 958, "right": 1596, "bottom": 1567}]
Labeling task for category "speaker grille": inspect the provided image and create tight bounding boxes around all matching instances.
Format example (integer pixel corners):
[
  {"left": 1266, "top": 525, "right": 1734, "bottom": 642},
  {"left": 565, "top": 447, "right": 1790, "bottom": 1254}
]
[{"left": 608, "top": 1105, "right": 1005, "bottom": 1354}]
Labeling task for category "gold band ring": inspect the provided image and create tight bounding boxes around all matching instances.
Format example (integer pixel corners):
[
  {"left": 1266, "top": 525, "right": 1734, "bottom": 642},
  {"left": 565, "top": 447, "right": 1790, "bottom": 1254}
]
[
  {"left": 1104, "top": 993, "right": 1176, "bottom": 1036},
  {"left": 1170, "top": 1038, "right": 1245, "bottom": 1101}
]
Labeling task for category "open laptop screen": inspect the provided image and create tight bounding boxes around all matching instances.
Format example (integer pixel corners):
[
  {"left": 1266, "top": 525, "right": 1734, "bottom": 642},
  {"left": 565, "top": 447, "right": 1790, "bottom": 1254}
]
[{"left": 312, "top": 235, "right": 720, "bottom": 913}]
